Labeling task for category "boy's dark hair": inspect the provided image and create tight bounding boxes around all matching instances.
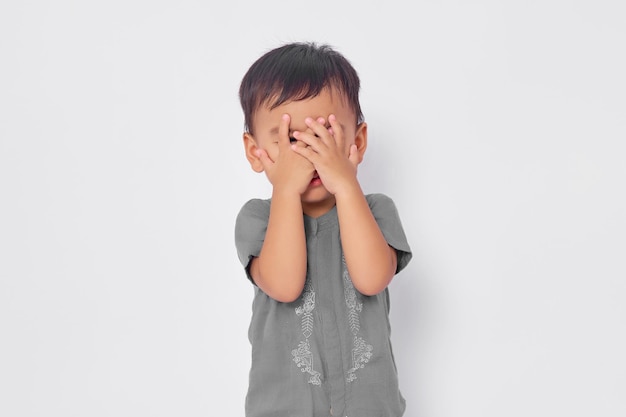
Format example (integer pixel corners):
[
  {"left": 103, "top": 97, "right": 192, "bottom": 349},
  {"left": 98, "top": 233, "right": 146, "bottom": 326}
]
[{"left": 239, "top": 42, "right": 363, "bottom": 134}]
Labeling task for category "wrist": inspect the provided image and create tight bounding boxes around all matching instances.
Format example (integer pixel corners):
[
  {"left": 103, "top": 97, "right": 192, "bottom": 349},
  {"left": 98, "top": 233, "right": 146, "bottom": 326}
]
[
  {"left": 271, "top": 185, "right": 304, "bottom": 201},
  {"left": 332, "top": 176, "right": 362, "bottom": 199}
]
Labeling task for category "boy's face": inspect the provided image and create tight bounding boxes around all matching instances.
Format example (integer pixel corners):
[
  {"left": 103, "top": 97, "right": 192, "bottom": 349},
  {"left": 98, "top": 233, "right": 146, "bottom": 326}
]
[{"left": 243, "top": 88, "right": 367, "bottom": 216}]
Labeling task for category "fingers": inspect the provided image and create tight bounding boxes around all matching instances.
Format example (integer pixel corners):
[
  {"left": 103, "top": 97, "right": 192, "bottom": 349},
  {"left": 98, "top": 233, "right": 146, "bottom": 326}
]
[
  {"left": 305, "top": 117, "right": 332, "bottom": 145},
  {"left": 327, "top": 114, "right": 344, "bottom": 149},
  {"left": 291, "top": 117, "right": 325, "bottom": 159},
  {"left": 292, "top": 114, "right": 349, "bottom": 158},
  {"left": 278, "top": 113, "right": 291, "bottom": 148},
  {"left": 292, "top": 131, "right": 319, "bottom": 152},
  {"left": 347, "top": 144, "right": 359, "bottom": 167},
  {"left": 293, "top": 117, "right": 329, "bottom": 152},
  {"left": 290, "top": 143, "right": 319, "bottom": 163}
]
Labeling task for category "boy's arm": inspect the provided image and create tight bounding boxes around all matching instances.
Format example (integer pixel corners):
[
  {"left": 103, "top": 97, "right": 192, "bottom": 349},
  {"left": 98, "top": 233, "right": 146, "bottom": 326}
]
[
  {"left": 249, "top": 190, "right": 307, "bottom": 302},
  {"left": 335, "top": 187, "right": 398, "bottom": 296},
  {"left": 248, "top": 114, "right": 312, "bottom": 302},
  {"left": 291, "top": 115, "right": 397, "bottom": 295}
]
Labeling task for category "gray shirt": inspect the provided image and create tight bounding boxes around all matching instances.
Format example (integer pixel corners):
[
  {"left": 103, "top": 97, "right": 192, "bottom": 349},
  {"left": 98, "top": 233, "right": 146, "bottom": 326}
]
[{"left": 235, "top": 193, "right": 412, "bottom": 417}]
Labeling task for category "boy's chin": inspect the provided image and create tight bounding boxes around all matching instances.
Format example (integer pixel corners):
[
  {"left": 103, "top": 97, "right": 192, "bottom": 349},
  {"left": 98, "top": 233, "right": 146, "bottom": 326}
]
[
  {"left": 300, "top": 189, "right": 335, "bottom": 216},
  {"left": 301, "top": 185, "right": 330, "bottom": 200}
]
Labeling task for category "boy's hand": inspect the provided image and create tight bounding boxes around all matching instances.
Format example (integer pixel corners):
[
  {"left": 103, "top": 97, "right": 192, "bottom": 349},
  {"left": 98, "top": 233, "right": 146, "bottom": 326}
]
[
  {"left": 256, "top": 114, "right": 315, "bottom": 195},
  {"left": 291, "top": 114, "right": 360, "bottom": 195}
]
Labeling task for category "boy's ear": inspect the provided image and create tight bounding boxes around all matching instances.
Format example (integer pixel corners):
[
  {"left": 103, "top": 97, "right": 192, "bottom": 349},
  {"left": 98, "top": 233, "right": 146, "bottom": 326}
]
[
  {"left": 243, "top": 132, "right": 264, "bottom": 173},
  {"left": 353, "top": 122, "right": 368, "bottom": 164}
]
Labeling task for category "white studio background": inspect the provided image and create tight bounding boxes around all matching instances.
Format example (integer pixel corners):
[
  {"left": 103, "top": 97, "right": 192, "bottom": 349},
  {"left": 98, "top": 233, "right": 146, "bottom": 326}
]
[{"left": 1, "top": 1, "right": 624, "bottom": 416}]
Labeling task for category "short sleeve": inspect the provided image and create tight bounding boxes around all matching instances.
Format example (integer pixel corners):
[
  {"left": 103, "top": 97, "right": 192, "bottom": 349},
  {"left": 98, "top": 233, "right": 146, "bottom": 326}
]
[
  {"left": 366, "top": 193, "right": 412, "bottom": 274},
  {"left": 234, "top": 198, "right": 271, "bottom": 283}
]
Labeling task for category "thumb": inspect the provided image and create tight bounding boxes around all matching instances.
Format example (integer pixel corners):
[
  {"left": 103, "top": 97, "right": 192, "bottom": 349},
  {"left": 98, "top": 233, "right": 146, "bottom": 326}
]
[
  {"left": 256, "top": 149, "right": 273, "bottom": 171},
  {"left": 348, "top": 144, "right": 359, "bottom": 167}
]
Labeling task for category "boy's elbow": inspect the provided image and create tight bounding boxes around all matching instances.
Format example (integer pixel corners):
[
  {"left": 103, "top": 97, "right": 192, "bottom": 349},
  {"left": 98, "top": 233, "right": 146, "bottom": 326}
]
[
  {"left": 268, "top": 284, "right": 304, "bottom": 303},
  {"left": 352, "top": 256, "right": 397, "bottom": 296},
  {"left": 354, "top": 273, "right": 394, "bottom": 296},
  {"left": 257, "top": 272, "right": 306, "bottom": 303},
  {"left": 356, "top": 282, "right": 388, "bottom": 296},
  {"left": 274, "top": 291, "right": 302, "bottom": 303},
  {"left": 254, "top": 259, "right": 306, "bottom": 302}
]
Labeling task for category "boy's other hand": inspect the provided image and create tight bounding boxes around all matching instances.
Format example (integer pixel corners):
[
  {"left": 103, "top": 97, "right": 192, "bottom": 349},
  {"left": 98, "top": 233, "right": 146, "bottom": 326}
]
[
  {"left": 291, "top": 114, "right": 360, "bottom": 195},
  {"left": 257, "top": 114, "right": 315, "bottom": 196}
]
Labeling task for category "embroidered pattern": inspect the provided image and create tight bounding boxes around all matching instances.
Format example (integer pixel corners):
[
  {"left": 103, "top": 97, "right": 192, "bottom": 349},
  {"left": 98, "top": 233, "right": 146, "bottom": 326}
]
[
  {"left": 343, "top": 258, "right": 373, "bottom": 382},
  {"left": 292, "top": 280, "right": 321, "bottom": 385}
]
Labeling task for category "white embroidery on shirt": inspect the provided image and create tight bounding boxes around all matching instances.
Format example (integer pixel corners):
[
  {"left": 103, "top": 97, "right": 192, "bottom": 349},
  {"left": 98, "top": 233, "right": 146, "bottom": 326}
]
[
  {"left": 292, "top": 280, "right": 321, "bottom": 385},
  {"left": 343, "top": 259, "right": 373, "bottom": 383}
]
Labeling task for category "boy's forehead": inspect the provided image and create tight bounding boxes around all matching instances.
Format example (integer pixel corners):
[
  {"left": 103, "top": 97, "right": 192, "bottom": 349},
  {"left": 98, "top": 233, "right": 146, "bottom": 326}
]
[{"left": 254, "top": 91, "right": 355, "bottom": 131}]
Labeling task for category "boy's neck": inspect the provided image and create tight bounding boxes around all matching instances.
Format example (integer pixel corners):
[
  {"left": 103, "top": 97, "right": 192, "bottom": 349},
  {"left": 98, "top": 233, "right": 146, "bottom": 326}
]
[{"left": 302, "top": 197, "right": 337, "bottom": 219}]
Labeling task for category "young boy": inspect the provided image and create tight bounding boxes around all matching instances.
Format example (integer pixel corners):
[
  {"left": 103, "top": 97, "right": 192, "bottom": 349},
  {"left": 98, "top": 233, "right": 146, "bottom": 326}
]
[{"left": 235, "top": 42, "right": 412, "bottom": 417}]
